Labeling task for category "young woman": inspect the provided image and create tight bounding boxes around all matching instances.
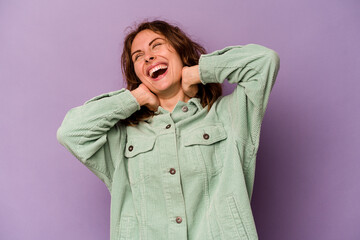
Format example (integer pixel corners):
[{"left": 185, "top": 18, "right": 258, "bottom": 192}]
[{"left": 57, "top": 20, "right": 280, "bottom": 240}]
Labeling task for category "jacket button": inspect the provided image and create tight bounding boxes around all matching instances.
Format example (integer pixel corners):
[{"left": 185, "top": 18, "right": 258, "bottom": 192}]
[
  {"left": 166, "top": 124, "right": 171, "bottom": 129},
  {"left": 169, "top": 168, "right": 176, "bottom": 175},
  {"left": 128, "top": 145, "right": 134, "bottom": 151},
  {"left": 176, "top": 217, "right": 182, "bottom": 224},
  {"left": 182, "top": 106, "right": 188, "bottom": 112},
  {"left": 203, "top": 133, "right": 210, "bottom": 140}
]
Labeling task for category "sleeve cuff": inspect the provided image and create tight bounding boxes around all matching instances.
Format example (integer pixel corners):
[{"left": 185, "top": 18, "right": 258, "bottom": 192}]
[
  {"left": 115, "top": 89, "right": 141, "bottom": 118},
  {"left": 199, "top": 53, "right": 219, "bottom": 85}
]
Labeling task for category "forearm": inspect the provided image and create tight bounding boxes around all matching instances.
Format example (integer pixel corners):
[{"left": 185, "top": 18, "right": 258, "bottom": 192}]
[
  {"left": 199, "top": 44, "right": 280, "bottom": 110},
  {"left": 199, "top": 44, "right": 279, "bottom": 85}
]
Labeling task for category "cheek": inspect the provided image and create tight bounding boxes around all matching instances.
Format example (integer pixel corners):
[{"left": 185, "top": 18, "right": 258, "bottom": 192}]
[
  {"left": 173, "top": 58, "right": 184, "bottom": 79},
  {"left": 133, "top": 67, "right": 154, "bottom": 89},
  {"left": 134, "top": 65, "right": 144, "bottom": 81}
]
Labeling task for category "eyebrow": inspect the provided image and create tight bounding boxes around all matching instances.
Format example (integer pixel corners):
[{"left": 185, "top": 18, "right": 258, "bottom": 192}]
[{"left": 131, "top": 37, "right": 164, "bottom": 58}]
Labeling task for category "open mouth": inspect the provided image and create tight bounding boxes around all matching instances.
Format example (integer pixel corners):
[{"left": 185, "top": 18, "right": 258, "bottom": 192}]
[{"left": 148, "top": 64, "right": 168, "bottom": 79}]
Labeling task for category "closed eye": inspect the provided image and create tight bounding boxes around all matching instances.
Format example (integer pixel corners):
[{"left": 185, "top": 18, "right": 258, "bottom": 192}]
[
  {"left": 152, "top": 42, "right": 162, "bottom": 49},
  {"left": 134, "top": 53, "right": 143, "bottom": 61}
]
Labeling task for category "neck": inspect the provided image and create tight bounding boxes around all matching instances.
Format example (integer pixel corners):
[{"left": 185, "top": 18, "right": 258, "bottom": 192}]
[{"left": 158, "top": 88, "right": 190, "bottom": 112}]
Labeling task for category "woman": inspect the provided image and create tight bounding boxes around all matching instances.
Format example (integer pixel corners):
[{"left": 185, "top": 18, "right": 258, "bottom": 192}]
[{"left": 57, "top": 20, "right": 280, "bottom": 240}]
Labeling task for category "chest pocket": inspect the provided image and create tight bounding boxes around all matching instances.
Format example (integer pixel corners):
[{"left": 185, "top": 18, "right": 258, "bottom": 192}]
[
  {"left": 183, "top": 124, "right": 227, "bottom": 176},
  {"left": 124, "top": 137, "right": 156, "bottom": 185}
]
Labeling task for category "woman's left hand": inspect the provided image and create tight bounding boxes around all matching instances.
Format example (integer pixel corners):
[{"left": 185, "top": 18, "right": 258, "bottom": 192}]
[{"left": 182, "top": 65, "right": 201, "bottom": 98}]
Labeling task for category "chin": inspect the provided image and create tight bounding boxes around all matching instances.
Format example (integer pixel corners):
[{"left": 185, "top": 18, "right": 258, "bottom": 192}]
[{"left": 151, "top": 80, "right": 175, "bottom": 92}]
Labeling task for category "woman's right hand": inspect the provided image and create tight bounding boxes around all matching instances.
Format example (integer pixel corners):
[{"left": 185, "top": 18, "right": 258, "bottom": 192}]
[{"left": 131, "top": 84, "right": 159, "bottom": 111}]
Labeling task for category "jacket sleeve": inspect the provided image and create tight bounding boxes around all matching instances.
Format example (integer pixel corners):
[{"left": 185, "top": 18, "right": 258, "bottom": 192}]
[
  {"left": 56, "top": 89, "right": 140, "bottom": 191},
  {"left": 199, "top": 44, "right": 280, "bottom": 196}
]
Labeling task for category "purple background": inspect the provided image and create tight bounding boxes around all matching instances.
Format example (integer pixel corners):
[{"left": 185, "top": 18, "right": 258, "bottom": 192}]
[{"left": 1, "top": 0, "right": 359, "bottom": 239}]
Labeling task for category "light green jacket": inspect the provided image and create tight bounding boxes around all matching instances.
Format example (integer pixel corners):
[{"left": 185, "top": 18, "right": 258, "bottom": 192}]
[{"left": 57, "top": 44, "right": 280, "bottom": 240}]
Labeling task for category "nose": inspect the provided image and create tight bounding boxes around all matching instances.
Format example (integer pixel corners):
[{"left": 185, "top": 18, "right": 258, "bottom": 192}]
[{"left": 145, "top": 54, "right": 155, "bottom": 63}]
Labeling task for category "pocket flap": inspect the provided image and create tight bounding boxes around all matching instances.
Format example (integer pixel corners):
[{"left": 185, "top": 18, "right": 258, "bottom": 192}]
[
  {"left": 183, "top": 124, "right": 227, "bottom": 146},
  {"left": 125, "top": 137, "right": 156, "bottom": 158}
]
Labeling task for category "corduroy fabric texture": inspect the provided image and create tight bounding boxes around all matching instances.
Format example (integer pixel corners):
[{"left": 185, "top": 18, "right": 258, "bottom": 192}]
[{"left": 57, "top": 44, "right": 280, "bottom": 240}]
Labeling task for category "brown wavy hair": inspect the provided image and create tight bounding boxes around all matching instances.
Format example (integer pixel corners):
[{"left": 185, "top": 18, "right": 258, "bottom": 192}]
[{"left": 121, "top": 20, "right": 222, "bottom": 125}]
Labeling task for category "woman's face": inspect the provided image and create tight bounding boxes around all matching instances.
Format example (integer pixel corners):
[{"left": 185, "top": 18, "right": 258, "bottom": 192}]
[{"left": 131, "top": 30, "right": 183, "bottom": 96}]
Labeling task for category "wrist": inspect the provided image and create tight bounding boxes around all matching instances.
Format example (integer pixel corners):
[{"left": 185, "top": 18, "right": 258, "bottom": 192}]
[
  {"left": 131, "top": 88, "right": 147, "bottom": 106},
  {"left": 184, "top": 65, "right": 201, "bottom": 85}
]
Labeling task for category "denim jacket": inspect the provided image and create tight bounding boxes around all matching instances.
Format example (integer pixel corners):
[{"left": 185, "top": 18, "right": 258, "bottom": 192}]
[{"left": 57, "top": 44, "right": 280, "bottom": 240}]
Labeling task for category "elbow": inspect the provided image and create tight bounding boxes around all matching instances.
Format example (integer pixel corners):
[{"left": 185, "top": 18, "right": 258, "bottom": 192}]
[
  {"left": 249, "top": 44, "right": 280, "bottom": 69},
  {"left": 56, "top": 125, "right": 68, "bottom": 146},
  {"left": 264, "top": 48, "right": 280, "bottom": 66},
  {"left": 262, "top": 49, "right": 280, "bottom": 76},
  {"left": 56, "top": 108, "right": 78, "bottom": 146},
  {"left": 248, "top": 44, "right": 280, "bottom": 61},
  {"left": 56, "top": 123, "right": 83, "bottom": 161},
  {"left": 267, "top": 48, "right": 280, "bottom": 68},
  {"left": 271, "top": 50, "right": 280, "bottom": 66},
  {"left": 56, "top": 115, "right": 74, "bottom": 147}
]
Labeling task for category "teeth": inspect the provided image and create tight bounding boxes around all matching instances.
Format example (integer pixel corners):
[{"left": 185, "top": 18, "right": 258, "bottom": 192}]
[{"left": 149, "top": 64, "right": 168, "bottom": 77}]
